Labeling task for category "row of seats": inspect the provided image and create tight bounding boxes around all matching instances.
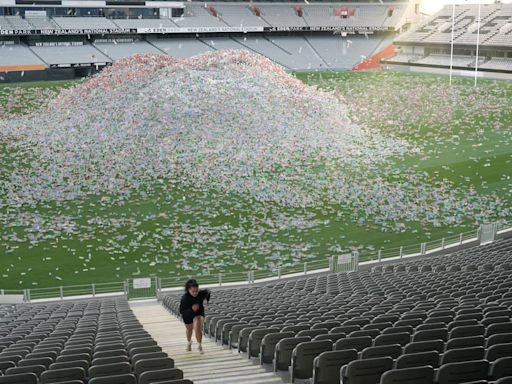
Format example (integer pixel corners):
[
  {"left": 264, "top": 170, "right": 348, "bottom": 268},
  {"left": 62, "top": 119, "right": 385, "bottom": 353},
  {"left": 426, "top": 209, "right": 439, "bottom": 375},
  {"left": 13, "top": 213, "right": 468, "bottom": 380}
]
[
  {"left": 162, "top": 237, "right": 512, "bottom": 383},
  {"left": 0, "top": 299, "right": 192, "bottom": 384},
  {"left": 0, "top": 3, "right": 409, "bottom": 31},
  {"left": 0, "top": 34, "right": 385, "bottom": 71},
  {"left": 385, "top": 53, "right": 512, "bottom": 73}
]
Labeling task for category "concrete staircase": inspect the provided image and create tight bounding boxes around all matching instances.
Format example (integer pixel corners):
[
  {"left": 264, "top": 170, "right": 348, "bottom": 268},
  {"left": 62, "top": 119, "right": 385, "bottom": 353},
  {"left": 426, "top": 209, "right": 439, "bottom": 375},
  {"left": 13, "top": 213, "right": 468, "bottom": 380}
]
[{"left": 130, "top": 301, "right": 288, "bottom": 384}]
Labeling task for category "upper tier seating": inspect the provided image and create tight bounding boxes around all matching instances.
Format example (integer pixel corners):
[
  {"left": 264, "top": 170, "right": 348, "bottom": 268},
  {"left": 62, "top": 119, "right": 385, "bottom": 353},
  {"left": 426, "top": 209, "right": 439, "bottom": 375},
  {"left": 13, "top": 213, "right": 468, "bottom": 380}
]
[
  {"left": 396, "top": 3, "right": 512, "bottom": 48},
  {"left": 163, "top": 237, "right": 512, "bottom": 384}
]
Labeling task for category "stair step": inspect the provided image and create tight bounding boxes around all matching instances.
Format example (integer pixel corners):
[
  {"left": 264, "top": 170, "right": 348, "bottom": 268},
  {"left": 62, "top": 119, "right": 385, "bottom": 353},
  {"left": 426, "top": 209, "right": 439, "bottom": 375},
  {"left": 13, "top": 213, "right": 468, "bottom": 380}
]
[{"left": 130, "top": 301, "right": 288, "bottom": 384}]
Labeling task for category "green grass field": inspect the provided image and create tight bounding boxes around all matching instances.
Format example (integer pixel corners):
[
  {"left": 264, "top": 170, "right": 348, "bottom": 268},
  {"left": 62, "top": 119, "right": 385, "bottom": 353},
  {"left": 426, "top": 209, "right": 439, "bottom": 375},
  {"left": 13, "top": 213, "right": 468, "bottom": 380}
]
[{"left": 1, "top": 71, "right": 511, "bottom": 290}]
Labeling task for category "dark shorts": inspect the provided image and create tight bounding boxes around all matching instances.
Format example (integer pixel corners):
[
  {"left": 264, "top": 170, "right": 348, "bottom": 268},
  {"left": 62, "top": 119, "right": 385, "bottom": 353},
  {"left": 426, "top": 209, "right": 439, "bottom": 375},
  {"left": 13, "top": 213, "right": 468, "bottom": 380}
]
[{"left": 183, "top": 312, "right": 204, "bottom": 325}]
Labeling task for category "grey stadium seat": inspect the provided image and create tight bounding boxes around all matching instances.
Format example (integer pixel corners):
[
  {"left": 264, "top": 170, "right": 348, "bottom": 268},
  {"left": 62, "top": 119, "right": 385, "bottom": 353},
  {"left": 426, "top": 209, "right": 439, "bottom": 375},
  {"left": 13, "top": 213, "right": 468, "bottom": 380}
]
[
  {"left": 238, "top": 326, "right": 264, "bottom": 353},
  {"left": 138, "top": 368, "right": 183, "bottom": 384},
  {"left": 274, "top": 336, "right": 311, "bottom": 371},
  {"left": 441, "top": 346, "right": 485, "bottom": 364},
  {"left": 291, "top": 340, "right": 332, "bottom": 381},
  {"left": 88, "top": 374, "right": 137, "bottom": 384},
  {"left": 404, "top": 340, "right": 445, "bottom": 354},
  {"left": 490, "top": 357, "right": 512, "bottom": 380},
  {"left": 436, "top": 360, "right": 489, "bottom": 384},
  {"left": 297, "top": 329, "right": 329, "bottom": 339},
  {"left": 395, "top": 351, "right": 440, "bottom": 369},
  {"left": 128, "top": 346, "right": 161, "bottom": 359},
  {"left": 260, "top": 332, "right": 294, "bottom": 365},
  {"left": 91, "top": 356, "right": 130, "bottom": 366},
  {"left": 247, "top": 328, "right": 279, "bottom": 359},
  {"left": 130, "top": 352, "right": 167, "bottom": 366},
  {"left": 314, "top": 333, "right": 347, "bottom": 343},
  {"left": 360, "top": 344, "right": 402, "bottom": 360},
  {"left": 5, "top": 364, "right": 46, "bottom": 377},
  {"left": 49, "top": 360, "right": 89, "bottom": 372},
  {"left": 485, "top": 343, "right": 512, "bottom": 362},
  {"left": 40, "top": 367, "right": 86, "bottom": 383},
  {"left": 0, "top": 373, "right": 38, "bottom": 384},
  {"left": 449, "top": 325, "right": 485, "bottom": 339},
  {"left": 341, "top": 357, "right": 393, "bottom": 384},
  {"left": 56, "top": 354, "right": 91, "bottom": 364},
  {"left": 0, "top": 361, "right": 15, "bottom": 373},
  {"left": 445, "top": 336, "right": 485, "bottom": 350},
  {"left": 380, "top": 366, "right": 435, "bottom": 384},
  {"left": 335, "top": 336, "right": 372, "bottom": 352},
  {"left": 374, "top": 332, "right": 410, "bottom": 346},
  {"left": 413, "top": 329, "right": 448, "bottom": 342},
  {"left": 133, "top": 358, "right": 174, "bottom": 377},
  {"left": 312, "top": 349, "right": 358, "bottom": 384},
  {"left": 89, "top": 362, "right": 131, "bottom": 378},
  {"left": 486, "top": 323, "right": 512, "bottom": 338}
]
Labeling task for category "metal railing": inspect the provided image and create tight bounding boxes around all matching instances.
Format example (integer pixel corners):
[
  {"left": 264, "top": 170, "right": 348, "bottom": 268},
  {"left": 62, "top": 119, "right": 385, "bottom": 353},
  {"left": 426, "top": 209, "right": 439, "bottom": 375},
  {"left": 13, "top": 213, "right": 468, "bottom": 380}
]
[{"left": 0, "top": 220, "right": 509, "bottom": 303}]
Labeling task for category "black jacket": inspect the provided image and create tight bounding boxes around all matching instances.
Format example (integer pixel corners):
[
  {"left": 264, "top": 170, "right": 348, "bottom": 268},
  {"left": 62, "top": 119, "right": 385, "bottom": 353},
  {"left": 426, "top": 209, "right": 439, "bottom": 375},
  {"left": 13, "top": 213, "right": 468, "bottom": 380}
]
[{"left": 179, "top": 289, "right": 211, "bottom": 319}]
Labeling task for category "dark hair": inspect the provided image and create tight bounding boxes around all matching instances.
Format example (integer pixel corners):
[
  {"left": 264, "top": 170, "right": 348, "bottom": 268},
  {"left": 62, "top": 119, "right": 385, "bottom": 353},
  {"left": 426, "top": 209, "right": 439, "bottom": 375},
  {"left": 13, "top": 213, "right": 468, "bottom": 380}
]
[{"left": 185, "top": 278, "right": 199, "bottom": 292}]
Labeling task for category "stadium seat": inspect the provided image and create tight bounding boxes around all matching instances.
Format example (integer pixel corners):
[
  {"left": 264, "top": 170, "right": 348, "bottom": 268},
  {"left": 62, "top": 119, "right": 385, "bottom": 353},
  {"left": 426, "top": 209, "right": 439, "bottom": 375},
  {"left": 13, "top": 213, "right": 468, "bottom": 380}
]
[
  {"left": 148, "top": 381, "right": 193, "bottom": 384},
  {"left": 89, "top": 362, "right": 131, "bottom": 378},
  {"left": 335, "top": 336, "right": 372, "bottom": 352},
  {"left": 40, "top": 367, "right": 86, "bottom": 383},
  {"left": 403, "top": 340, "right": 445, "bottom": 354},
  {"left": 19, "top": 358, "right": 52, "bottom": 368},
  {"left": 349, "top": 329, "right": 380, "bottom": 339},
  {"left": 486, "top": 343, "right": 512, "bottom": 362},
  {"left": 238, "top": 326, "right": 264, "bottom": 353},
  {"left": 374, "top": 332, "right": 410, "bottom": 346},
  {"left": 128, "top": 346, "right": 160, "bottom": 359},
  {"left": 449, "top": 325, "right": 485, "bottom": 339},
  {"left": 291, "top": 340, "right": 332, "bottom": 381},
  {"left": 490, "top": 357, "right": 512, "bottom": 380},
  {"left": 341, "top": 357, "right": 393, "bottom": 384},
  {"left": 138, "top": 368, "right": 183, "bottom": 384},
  {"left": 49, "top": 360, "right": 89, "bottom": 372},
  {"left": 413, "top": 329, "right": 448, "bottom": 342},
  {"left": 133, "top": 358, "right": 174, "bottom": 377},
  {"left": 395, "top": 351, "right": 440, "bottom": 369},
  {"left": 314, "top": 332, "right": 346, "bottom": 343},
  {"left": 441, "top": 346, "right": 485, "bottom": 364},
  {"left": 88, "top": 374, "right": 137, "bottom": 384},
  {"left": 312, "top": 349, "right": 358, "bottom": 384},
  {"left": 91, "top": 356, "right": 129, "bottom": 366},
  {"left": 56, "top": 354, "right": 91, "bottom": 364},
  {"left": 445, "top": 336, "right": 485, "bottom": 350},
  {"left": 380, "top": 366, "right": 435, "bottom": 384},
  {"left": 5, "top": 364, "right": 46, "bottom": 377},
  {"left": 360, "top": 344, "right": 402, "bottom": 359},
  {"left": 436, "top": 360, "right": 489, "bottom": 384},
  {"left": 274, "top": 336, "right": 310, "bottom": 371},
  {"left": 247, "top": 328, "right": 280, "bottom": 359},
  {"left": 260, "top": 331, "right": 294, "bottom": 365}
]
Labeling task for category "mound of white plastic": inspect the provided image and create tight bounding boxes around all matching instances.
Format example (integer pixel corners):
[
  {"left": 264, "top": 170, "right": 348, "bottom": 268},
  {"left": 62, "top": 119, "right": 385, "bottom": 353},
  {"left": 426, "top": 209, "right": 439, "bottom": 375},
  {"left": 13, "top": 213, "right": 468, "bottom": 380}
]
[{"left": 1, "top": 50, "right": 406, "bottom": 207}]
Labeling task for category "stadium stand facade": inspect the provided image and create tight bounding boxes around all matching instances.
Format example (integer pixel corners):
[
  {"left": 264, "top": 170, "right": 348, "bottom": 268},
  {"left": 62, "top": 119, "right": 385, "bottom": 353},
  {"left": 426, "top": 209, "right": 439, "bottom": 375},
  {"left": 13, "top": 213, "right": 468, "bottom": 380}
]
[
  {"left": 160, "top": 237, "right": 512, "bottom": 384},
  {"left": 0, "top": 1, "right": 420, "bottom": 81},
  {"left": 385, "top": 3, "right": 512, "bottom": 75}
]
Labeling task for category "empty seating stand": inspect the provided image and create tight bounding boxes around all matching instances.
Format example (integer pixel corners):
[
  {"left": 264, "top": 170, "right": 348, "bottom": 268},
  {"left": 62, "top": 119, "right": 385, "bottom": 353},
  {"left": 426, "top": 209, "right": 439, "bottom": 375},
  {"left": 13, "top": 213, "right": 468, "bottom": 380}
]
[
  {"left": 160, "top": 237, "right": 512, "bottom": 383},
  {"left": 0, "top": 299, "right": 192, "bottom": 384}
]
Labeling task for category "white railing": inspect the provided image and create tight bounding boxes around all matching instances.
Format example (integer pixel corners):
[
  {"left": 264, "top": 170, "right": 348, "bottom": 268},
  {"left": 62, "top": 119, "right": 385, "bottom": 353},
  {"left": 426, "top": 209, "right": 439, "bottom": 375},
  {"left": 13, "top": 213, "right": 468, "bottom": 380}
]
[{"left": 0, "top": 220, "right": 509, "bottom": 303}]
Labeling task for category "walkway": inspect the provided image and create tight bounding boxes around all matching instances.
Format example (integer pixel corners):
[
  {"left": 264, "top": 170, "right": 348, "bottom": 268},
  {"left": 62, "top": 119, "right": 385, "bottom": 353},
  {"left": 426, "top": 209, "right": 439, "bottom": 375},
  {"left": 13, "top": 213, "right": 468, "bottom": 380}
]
[{"left": 130, "top": 300, "right": 287, "bottom": 384}]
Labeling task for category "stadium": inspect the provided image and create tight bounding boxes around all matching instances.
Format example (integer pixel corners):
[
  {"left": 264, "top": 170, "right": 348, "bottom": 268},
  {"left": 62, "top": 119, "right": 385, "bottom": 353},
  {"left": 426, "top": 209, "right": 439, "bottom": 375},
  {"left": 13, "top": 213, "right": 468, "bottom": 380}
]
[{"left": 0, "top": 0, "right": 512, "bottom": 383}]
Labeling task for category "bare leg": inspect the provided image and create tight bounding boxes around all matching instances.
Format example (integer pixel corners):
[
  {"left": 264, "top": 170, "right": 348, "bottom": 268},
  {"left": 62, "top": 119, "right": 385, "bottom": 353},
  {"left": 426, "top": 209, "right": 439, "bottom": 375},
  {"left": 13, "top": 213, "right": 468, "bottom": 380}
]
[
  {"left": 185, "top": 324, "right": 193, "bottom": 351},
  {"left": 193, "top": 316, "right": 204, "bottom": 353}
]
